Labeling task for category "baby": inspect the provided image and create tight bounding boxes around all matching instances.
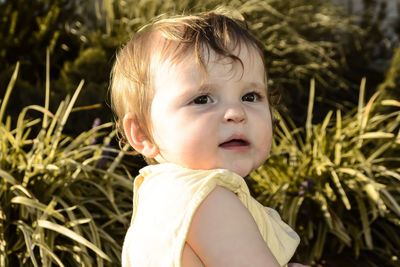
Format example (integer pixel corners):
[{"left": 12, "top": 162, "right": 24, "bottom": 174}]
[{"left": 111, "top": 10, "right": 303, "bottom": 267}]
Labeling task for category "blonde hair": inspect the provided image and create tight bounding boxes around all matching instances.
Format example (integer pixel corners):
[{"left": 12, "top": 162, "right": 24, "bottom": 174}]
[{"left": 110, "top": 10, "right": 266, "bottom": 153}]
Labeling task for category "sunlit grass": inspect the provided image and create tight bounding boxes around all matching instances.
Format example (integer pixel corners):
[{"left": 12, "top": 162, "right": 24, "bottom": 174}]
[
  {"left": 1, "top": 1, "right": 399, "bottom": 265},
  {"left": 0, "top": 60, "right": 133, "bottom": 266},
  {"left": 250, "top": 79, "right": 400, "bottom": 266}
]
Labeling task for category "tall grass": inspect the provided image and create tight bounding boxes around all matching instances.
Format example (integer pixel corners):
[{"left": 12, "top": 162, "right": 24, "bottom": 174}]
[
  {"left": 250, "top": 79, "right": 400, "bottom": 266},
  {"left": 0, "top": 59, "right": 133, "bottom": 266},
  {"left": 102, "top": 0, "right": 358, "bottom": 91}
]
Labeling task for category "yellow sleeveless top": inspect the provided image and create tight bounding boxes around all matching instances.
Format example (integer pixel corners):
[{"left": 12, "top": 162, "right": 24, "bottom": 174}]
[{"left": 122, "top": 163, "right": 300, "bottom": 267}]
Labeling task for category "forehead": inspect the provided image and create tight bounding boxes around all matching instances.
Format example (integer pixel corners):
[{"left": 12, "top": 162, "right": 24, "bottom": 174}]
[
  {"left": 153, "top": 41, "right": 265, "bottom": 84},
  {"left": 204, "top": 44, "right": 265, "bottom": 78}
]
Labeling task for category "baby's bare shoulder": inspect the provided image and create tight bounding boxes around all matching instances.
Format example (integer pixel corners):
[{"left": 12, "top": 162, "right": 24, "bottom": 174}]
[{"left": 186, "top": 185, "right": 280, "bottom": 267}]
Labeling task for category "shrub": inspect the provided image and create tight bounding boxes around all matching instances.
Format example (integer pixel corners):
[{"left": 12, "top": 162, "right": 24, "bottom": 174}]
[
  {"left": 99, "top": 0, "right": 364, "bottom": 123},
  {"left": 0, "top": 0, "right": 82, "bottom": 110},
  {"left": 250, "top": 79, "right": 400, "bottom": 266},
  {"left": 0, "top": 62, "right": 135, "bottom": 266},
  {"left": 1, "top": 0, "right": 368, "bottom": 131}
]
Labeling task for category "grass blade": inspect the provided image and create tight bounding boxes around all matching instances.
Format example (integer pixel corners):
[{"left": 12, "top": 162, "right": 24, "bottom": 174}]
[
  {"left": 359, "top": 132, "right": 395, "bottom": 139},
  {"left": 37, "top": 220, "right": 111, "bottom": 262},
  {"left": 355, "top": 195, "right": 373, "bottom": 249},
  {"left": 35, "top": 243, "right": 65, "bottom": 267},
  {"left": 43, "top": 48, "right": 50, "bottom": 129},
  {"left": 0, "top": 169, "right": 17, "bottom": 185},
  {"left": 330, "top": 170, "right": 351, "bottom": 210},
  {"left": 306, "top": 78, "right": 315, "bottom": 143},
  {"left": 16, "top": 221, "right": 39, "bottom": 267},
  {"left": 0, "top": 62, "right": 19, "bottom": 123},
  {"left": 11, "top": 196, "right": 65, "bottom": 222}
]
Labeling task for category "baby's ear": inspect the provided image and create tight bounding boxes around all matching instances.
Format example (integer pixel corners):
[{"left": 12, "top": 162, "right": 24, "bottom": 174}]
[{"left": 123, "top": 113, "right": 159, "bottom": 158}]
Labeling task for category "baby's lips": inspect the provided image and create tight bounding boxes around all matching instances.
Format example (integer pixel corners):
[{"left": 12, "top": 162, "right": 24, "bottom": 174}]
[{"left": 219, "top": 138, "right": 250, "bottom": 148}]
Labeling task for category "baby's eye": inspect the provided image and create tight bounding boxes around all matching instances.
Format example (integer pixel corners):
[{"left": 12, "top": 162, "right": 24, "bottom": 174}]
[
  {"left": 192, "top": 95, "right": 213, "bottom": 105},
  {"left": 242, "top": 91, "right": 263, "bottom": 102}
]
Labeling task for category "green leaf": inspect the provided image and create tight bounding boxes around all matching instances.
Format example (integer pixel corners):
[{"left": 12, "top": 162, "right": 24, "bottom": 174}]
[
  {"left": 37, "top": 220, "right": 111, "bottom": 262},
  {"left": 35, "top": 242, "right": 65, "bottom": 267},
  {"left": 355, "top": 195, "right": 373, "bottom": 249},
  {"left": 11, "top": 196, "right": 65, "bottom": 222},
  {"left": 0, "top": 62, "right": 19, "bottom": 124},
  {"left": 306, "top": 78, "right": 315, "bottom": 143},
  {"left": 381, "top": 99, "right": 400, "bottom": 107},
  {"left": 359, "top": 132, "right": 395, "bottom": 139},
  {"left": 0, "top": 169, "right": 17, "bottom": 185},
  {"left": 287, "top": 196, "right": 304, "bottom": 227},
  {"left": 330, "top": 170, "right": 351, "bottom": 210},
  {"left": 15, "top": 221, "right": 39, "bottom": 267},
  {"left": 380, "top": 189, "right": 400, "bottom": 217}
]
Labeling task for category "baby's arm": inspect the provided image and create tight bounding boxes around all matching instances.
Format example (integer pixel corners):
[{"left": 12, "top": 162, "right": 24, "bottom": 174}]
[{"left": 186, "top": 185, "right": 281, "bottom": 267}]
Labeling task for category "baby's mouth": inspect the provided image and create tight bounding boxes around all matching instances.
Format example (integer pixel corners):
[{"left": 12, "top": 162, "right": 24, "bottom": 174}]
[{"left": 219, "top": 138, "right": 250, "bottom": 148}]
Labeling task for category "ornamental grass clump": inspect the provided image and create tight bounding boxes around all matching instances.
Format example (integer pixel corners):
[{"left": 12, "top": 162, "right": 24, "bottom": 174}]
[
  {"left": 250, "top": 79, "right": 400, "bottom": 266},
  {"left": 105, "top": 0, "right": 360, "bottom": 96},
  {"left": 0, "top": 59, "right": 133, "bottom": 266}
]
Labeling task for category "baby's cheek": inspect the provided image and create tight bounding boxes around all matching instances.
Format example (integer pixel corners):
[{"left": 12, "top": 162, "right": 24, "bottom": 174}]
[{"left": 183, "top": 137, "right": 215, "bottom": 167}]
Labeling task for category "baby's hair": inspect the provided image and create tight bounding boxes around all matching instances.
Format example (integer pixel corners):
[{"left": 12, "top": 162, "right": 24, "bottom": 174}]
[{"left": 110, "top": 9, "right": 274, "bottom": 156}]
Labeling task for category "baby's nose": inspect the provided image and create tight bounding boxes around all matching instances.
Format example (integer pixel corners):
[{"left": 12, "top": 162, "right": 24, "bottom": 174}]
[{"left": 223, "top": 104, "right": 246, "bottom": 123}]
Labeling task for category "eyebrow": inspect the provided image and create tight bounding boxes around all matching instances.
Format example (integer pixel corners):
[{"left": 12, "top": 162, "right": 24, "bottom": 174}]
[
  {"left": 197, "top": 83, "right": 214, "bottom": 93},
  {"left": 197, "top": 81, "right": 266, "bottom": 92},
  {"left": 246, "top": 81, "right": 266, "bottom": 91}
]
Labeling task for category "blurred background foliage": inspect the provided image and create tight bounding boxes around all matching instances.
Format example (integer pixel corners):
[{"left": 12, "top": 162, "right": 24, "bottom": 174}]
[
  {"left": 0, "top": 65, "right": 133, "bottom": 266},
  {"left": 1, "top": 0, "right": 398, "bottom": 130},
  {"left": 0, "top": 0, "right": 399, "bottom": 266},
  {"left": 251, "top": 79, "right": 400, "bottom": 266}
]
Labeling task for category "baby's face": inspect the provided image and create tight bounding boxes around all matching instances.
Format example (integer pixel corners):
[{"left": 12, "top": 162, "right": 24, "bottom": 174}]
[{"left": 150, "top": 46, "right": 272, "bottom": 177}]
